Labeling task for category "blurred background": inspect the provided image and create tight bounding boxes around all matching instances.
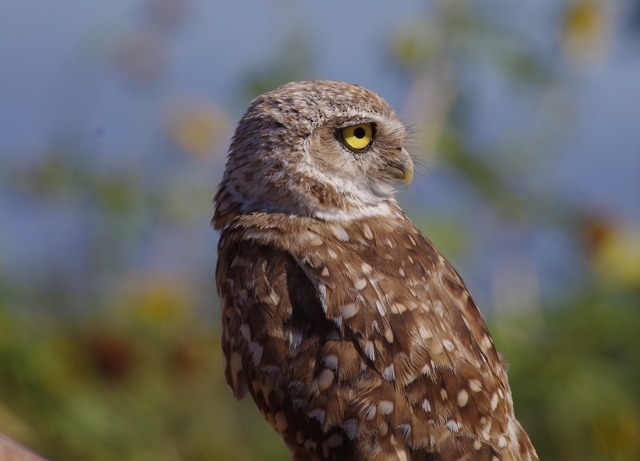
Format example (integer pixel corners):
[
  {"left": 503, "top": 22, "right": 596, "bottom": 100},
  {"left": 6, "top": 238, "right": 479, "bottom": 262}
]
[{"left": 1, "top": 0, "right": 639, "bottom": 460}]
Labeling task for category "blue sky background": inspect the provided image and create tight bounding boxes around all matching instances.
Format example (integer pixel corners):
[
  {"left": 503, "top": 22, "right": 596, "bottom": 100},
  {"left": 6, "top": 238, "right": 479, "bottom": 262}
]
[{"left": 1, "top": 0, "right": 639, "bottom": 311}]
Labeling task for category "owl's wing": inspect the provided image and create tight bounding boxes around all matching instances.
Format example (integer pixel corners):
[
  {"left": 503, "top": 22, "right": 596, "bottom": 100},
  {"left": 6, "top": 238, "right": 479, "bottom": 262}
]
[
  {"left": 216, "top": 216, "right": 535, "bottom": 461},
  {"left": 291, "top": 217, "right": 536, "bottom": 461}
]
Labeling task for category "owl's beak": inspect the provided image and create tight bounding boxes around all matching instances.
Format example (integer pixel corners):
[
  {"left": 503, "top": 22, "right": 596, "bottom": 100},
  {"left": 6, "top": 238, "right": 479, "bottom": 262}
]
[{"left": 388, "top": 148, "right": 414, "bottom": 188}]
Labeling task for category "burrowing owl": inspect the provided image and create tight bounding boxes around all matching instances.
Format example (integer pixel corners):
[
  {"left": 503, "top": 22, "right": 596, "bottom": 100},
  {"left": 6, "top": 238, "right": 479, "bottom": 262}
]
[{"left": 213, "top": 80, "right": 538, "bottom": 461}]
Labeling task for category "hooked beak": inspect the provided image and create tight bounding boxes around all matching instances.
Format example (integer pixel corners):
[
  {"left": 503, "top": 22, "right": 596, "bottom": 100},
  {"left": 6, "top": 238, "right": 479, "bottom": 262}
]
[{"left": 387, "top": 148, "right": 414, "bottom": 188}]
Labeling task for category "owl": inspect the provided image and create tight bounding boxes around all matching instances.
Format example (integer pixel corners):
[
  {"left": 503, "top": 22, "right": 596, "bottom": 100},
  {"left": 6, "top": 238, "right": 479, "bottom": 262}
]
[{"left": 213, "top": 80, "right": 538, "bottom": 461}]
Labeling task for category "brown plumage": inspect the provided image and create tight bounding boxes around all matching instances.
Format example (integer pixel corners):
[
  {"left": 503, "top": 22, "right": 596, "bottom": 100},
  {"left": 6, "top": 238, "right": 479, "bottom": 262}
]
[{"left": 213, "top": 80, "right": 537, "bottom": 461}]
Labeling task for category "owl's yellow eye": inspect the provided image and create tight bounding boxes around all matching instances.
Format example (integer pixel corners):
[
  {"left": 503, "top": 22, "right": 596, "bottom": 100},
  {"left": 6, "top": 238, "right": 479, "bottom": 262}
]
[{"left": 341, "top": 123, "right": 374, "bottom": 151}]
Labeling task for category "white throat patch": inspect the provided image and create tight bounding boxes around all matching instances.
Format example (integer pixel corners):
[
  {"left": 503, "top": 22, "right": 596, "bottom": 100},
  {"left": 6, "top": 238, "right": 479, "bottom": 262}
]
[{"left": 312, "top": 201, "right": 399, "bottom": 222}]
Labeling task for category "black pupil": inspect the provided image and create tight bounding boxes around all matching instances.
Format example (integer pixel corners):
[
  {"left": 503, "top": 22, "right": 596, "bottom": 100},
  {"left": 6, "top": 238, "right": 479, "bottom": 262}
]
[{"left": 354, "top": 127, "right": 366, "bottom": 139}]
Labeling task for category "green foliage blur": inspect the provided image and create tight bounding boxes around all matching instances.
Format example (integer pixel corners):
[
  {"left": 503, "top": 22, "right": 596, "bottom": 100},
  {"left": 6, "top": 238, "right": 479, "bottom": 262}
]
[{"left": 1, "top": 1, "right": 639, "bottom": 460}]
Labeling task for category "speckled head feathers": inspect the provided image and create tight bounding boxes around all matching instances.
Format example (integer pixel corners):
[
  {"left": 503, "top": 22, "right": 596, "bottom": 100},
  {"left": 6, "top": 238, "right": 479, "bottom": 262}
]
[{"left": 213, "top": 80, "right": 412, "bottom": 229}]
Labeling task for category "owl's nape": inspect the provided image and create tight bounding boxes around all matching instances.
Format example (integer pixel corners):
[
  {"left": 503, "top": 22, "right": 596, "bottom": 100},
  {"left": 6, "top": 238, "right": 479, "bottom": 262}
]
[{"left": 214, "top": 80, "right": 538, "bottom": 461}]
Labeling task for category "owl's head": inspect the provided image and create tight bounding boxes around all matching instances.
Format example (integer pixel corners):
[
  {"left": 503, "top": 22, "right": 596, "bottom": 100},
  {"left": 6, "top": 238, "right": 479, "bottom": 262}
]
[{"left": 213, "top": 80, "right": 413, "bottom": 229}]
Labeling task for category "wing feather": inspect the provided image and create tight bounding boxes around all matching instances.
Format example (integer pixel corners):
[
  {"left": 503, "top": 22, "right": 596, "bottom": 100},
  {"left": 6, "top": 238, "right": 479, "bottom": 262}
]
[{"left": 216, "top": 210, "right": 535, "bottom": 460}]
